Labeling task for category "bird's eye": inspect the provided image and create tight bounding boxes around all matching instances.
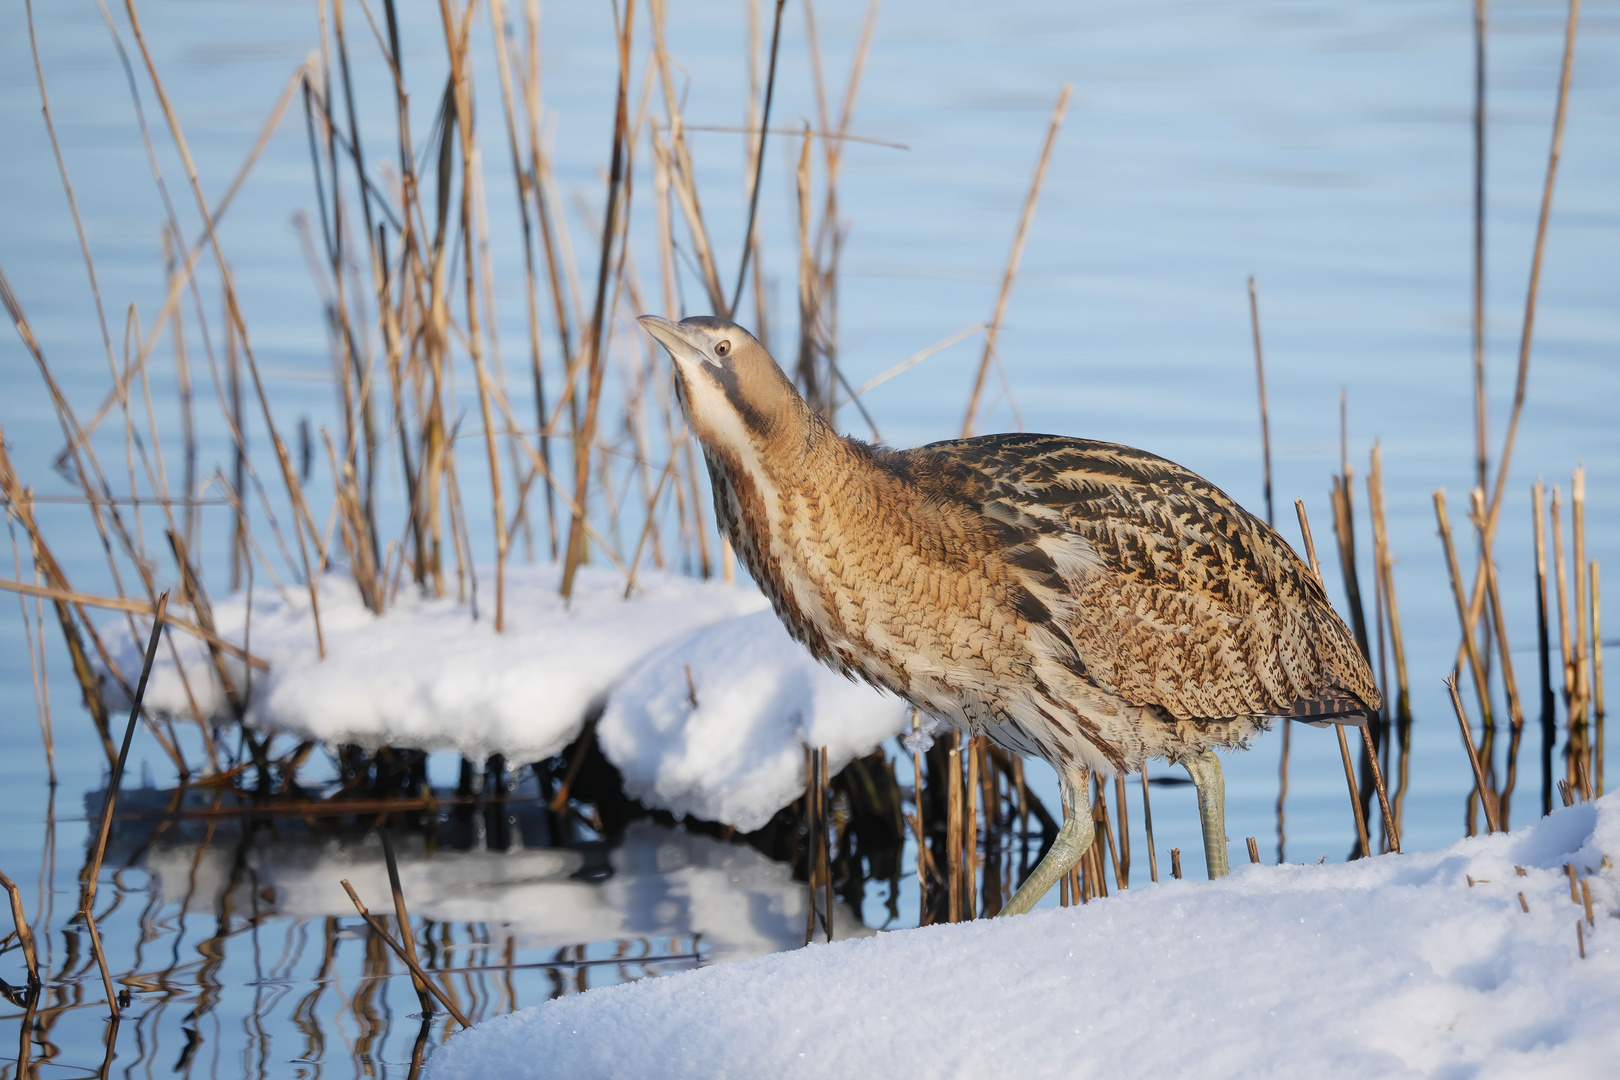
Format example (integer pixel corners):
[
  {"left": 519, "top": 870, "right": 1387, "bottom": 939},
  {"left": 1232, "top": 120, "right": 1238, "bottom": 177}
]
[{"left": 714, "top": 340, "right": 731, "bottom": 359}]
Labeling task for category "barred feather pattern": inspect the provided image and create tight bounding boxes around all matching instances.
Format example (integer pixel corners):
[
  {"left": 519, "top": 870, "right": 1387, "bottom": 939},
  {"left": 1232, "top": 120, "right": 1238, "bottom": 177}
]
[{"left": 702, "top": 420, "right": 1379, "bottom": 780}]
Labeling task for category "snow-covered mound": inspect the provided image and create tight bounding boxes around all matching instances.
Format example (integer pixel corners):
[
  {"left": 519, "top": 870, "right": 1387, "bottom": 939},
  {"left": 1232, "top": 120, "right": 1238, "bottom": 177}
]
[
  {"left": 600, "top": 608, "right": 912, "bottom": 831},
  {"left": 112, "top": 563, "right": 764, "bottom": 763},
  {"left": 425, "top": 796, "right": 1620, "bottom": 1080},
  {"left": 107, "top": 563, "right": 911, "bottom": 828}
]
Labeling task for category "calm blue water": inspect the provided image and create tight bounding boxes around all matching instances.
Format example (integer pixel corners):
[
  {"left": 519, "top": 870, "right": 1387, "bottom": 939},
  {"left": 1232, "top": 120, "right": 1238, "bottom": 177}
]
[{"left": 1, "top": 0, "right": 1616, "bottom": 1074}]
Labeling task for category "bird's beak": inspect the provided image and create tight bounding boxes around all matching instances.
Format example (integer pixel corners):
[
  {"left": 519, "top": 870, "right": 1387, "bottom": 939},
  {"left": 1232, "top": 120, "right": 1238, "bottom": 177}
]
[{"left": 637, "top": 315, "right": 718, "bottom": 368}]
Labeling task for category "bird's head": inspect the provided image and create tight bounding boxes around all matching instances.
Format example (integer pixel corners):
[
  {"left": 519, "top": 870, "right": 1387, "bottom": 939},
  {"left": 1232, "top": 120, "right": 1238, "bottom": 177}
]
[{"left": 637, "top": 314, "right": 804, "bottom": 452}]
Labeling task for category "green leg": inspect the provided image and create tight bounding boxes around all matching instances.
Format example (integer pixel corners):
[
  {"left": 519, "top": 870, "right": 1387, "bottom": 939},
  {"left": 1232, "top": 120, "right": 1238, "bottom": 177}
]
[
  {"left": 998, "top": 773, "right": 1094, "bottom": 917},
  {"left": 1182, "top": 750, "right": 1229, "bottom": 880}
]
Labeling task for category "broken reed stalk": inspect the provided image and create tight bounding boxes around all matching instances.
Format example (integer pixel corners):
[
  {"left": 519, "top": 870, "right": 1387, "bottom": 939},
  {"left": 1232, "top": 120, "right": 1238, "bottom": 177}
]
[
  {"left": 961, "top": 84, "right": 1071, "bottom": 437},
  {"left": 0, "top": 867, "right": 39, "bottom": 989},
  {"left": 1247, "top": 276, "right": 1274, "bottom": 526},
  {"left": 1434, "top": 491, "right": 1495, "bottom": 729},
  {"left": 340, "top": 880, "right": 471, "bottom": 1028},
  {"left": 730, "top": 0, "right": 787, "bottom": 316},
  {"left": 1246, "top": 837, "right": 1260, "bottom": 865},
  {"left": 80, "top": 590, "right": 168, "bottom": 1017},
  {"left": 379, "top": 828, "right": 432, "bottom": 1015},
  {"left": 1449, "top": 675, "right": 1501, "bottom": 833},
  {"left": 1169, "top": 848, "right": 1182, "bottom": 881},
  {"left": 560, "top": 0, "right": 634, "bottom": 601}
]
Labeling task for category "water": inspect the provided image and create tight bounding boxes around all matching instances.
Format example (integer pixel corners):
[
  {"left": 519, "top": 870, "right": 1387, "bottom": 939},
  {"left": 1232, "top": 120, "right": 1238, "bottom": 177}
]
[{"left": 2, "top": 0, "right": 1617, "bottom": 1074}]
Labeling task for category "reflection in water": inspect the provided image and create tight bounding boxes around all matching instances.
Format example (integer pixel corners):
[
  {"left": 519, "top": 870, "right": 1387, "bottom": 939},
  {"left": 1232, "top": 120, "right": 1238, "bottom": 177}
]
[{"left": 1, "top": 784, "right": 866, "bottom": 1078}]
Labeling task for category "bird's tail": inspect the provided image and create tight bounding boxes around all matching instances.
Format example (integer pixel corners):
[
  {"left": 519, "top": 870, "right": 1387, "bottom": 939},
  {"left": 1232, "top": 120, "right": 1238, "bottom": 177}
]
[{"left": 1284, "top": 686, "right": 1374, "bottom": 728}]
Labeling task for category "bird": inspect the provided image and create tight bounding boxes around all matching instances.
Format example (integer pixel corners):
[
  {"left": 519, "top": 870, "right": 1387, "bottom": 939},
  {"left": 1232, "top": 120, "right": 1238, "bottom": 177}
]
[{"left": 639, "top": 314, "right": 1379, "bottom": 915}]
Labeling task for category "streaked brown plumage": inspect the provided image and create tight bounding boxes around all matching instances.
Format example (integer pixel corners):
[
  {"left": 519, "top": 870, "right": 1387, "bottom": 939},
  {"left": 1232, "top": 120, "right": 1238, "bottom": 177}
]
[{"left": 640, "top": 314, "right": 1378, "bottom": 909}]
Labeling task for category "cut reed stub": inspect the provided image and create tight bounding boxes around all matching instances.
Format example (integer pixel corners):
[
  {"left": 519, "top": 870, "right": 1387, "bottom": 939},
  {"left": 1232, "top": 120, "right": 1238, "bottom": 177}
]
[
  {"left": 1170, "top": 848, "right": 1182, "bottom": 881},
  {"left": 1246, "top": 837, "right": 1260, "bottom": 865}
]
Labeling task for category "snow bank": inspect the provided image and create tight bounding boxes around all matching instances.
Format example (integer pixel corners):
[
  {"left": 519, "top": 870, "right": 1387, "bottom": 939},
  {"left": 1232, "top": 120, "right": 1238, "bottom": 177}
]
[
  {"left": 425, "top": 796, "right": 1620, "bottom": 1080},
  {"left": 599, "top": 609, "right": 912, "bottom": 831},
  {"left": 108, "top": 564, "right": 911, "bottom": 828},
  {"left": 112, "top": 563, "right": 765, "bottom": 764}
]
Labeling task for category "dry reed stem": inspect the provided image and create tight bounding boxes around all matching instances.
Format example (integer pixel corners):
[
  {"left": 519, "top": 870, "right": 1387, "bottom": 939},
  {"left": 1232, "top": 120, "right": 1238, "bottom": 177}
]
[
  {"left": 1591, "top": 561, "right": 1604, "bottom": 795},
  {"left": 1170, "top": 848, "right": 1182, "bottom": 881},
  {"left": 821, "top": 746, "right": 833, "bottom": 939},
  {"left": 340, "top": 880, "right": 472, "bottom": 1028},
  {"left": 0, "top": 868, "right": 39, "bottom": 989},
  {"left": 1467, "top": 489, "right": 1524, "bottom": 729},
  {"left": 947, "top": 743, "right": 962, "bottom": 923},
  {"left": 1247, "top": 276, "right": 1274, "bottom": 526},
  {"left": 1552, "top": 487, "right": 1575, "bottom": 720},
  {"left": 1139, "top": 777, "right": 1159, "bottom": 880},
  {"left": 1573, "top": 468, "right": 1587, "bottom": 721},
  {"left": 1367, "top": 448, "right": 1410, "bottom": 720},
  {"left": 379, "top": 828, "right": 432, "bottom": 1014},
  {"left": 803, "top": 745, "right": 817, "bottom": 942},
  {"left": 1335, "top": 725, "right": 1373, "bottom": 860},
  {"left": 1360, "top": 725, "right": 1401, "bottom": 854},
  {"left": 1449, "top": 675, "right": 1501, "bottom": 833},
  {"left": 961, "top": 85, "right": 1071, "bottom": 437},
  {"left": 731, "top": 0, "right": 787, "bottom": 315},
  {"left": 962, "top": 740, "right": 980, "bottom": 918},
  {"left": 1113, "top": 770, "right": 1130, "bottom": 889},
  {"left": 80, "top": 590, "right": 168, "bottom": 1017},
  {"left": 1435, "top": 491, "right": 1495, "bottom": 729},
  {"left": 1471, "top": 0, "right": 1488, "bottom": 500},
  {"left": 1296, "top": 500, "right": 1372, "bottom": 855},
  {"left": 1294, "top": 500, "right": 1323, "bottom": 584},
  {"left": 122, "top": 0, "right": 328, "bottom": 657},
  {"left": 0, "top": 577, "right": 268, "bottom": 670},
  {"left": 1246, "top": 837, "right": 1260, "bottom": 865},
  {"left": 561, "top": 0, "right": 634, "bottom": 600},
  {"left": 1275, "top": 719, "right": 1290, "bottom": 864},
  {"left": 1482, "top": 0, "right": 1580, "bottom": 533}
]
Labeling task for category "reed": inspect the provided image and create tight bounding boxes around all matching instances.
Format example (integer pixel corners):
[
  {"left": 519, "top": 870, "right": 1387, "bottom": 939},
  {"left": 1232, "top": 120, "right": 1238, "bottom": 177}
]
[
  {"left": 961, "top": 85, "right": 1071, "bottom": 437},
  {"left": 0, "top": 868, "right": 39, "bottom": 991},
  {"left": 1448, "top": 676, "right": 1501, "bottom": 833},
  {"left": 340, "top": 880, "right": 472, "bottom": 1028},
  {"left": 1247, "top": 277, "right": 1274, "bottom": 526}
]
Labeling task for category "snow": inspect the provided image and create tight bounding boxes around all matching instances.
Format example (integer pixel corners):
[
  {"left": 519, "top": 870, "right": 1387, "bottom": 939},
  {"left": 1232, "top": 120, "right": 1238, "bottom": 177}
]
[
  {"left": 599, "top": 608, "right": 912, "bottom": 831},
  {"left": 107, "top": 564, "right": 910, "bottom": 828},
  {"left": 424, "top": 795, "right": 1620, "bottom": 1080}
]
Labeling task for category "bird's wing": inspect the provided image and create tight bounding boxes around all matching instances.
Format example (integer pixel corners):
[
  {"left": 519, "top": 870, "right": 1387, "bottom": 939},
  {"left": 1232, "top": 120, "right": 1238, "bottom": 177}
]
[{"left": 899, "top": 434, "right": 1378, "bottom": 722}]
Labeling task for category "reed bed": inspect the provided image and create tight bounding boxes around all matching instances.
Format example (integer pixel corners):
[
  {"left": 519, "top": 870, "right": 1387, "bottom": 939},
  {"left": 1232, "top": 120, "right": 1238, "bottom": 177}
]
[{"left": 0, "top": 5, "right": 1612, "bottom": 1073}]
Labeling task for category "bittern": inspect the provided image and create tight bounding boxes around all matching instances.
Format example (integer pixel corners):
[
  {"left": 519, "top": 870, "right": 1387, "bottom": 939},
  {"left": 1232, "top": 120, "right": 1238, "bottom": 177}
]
[{"left": 640, "top": 315, "right": 1377, "bottom": 915}]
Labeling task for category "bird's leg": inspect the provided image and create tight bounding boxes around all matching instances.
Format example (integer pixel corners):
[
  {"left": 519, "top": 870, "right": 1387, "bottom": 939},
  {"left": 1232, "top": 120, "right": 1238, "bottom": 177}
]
[
  {"left": 1181, "top": 750, "right": 1230, "bottom": 879},
  {"left": 998, "top": 770, "right": 1093, "bottom": 917}
]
